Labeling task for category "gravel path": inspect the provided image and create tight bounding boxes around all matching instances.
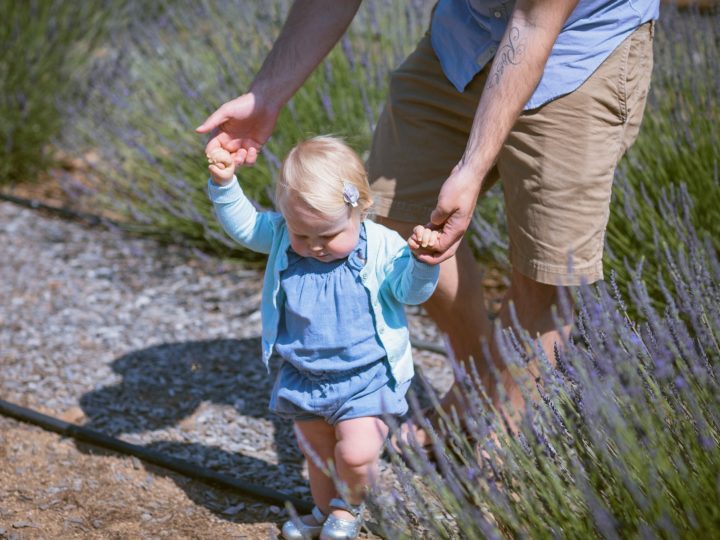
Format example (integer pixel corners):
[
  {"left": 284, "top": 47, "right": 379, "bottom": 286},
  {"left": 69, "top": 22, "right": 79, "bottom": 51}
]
[{"left": 0, "top": 201, "right": 453, "bottom": 538}]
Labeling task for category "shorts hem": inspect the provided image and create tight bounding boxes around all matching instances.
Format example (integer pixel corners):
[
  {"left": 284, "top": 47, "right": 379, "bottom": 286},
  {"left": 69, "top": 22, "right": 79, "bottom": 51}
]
[
  {"left": 275, "top": 410, "right": 406, "bottom": 426},
  {"left": 512, "top": 251, "right": 604, "bottom": 287},
  {"left": 333, "top": 410, "right": 406, "bottom": 425}
]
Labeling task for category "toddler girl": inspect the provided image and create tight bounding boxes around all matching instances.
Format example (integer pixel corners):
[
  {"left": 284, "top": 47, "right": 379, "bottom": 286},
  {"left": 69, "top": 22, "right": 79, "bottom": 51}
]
[{"left": 206, "top": 136, "right": 439, "bottom": 539}]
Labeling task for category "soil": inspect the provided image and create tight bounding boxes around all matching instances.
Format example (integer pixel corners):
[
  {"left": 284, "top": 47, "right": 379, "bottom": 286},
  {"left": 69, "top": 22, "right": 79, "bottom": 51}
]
[{"left": 0, "top": 416, "right": 276, "bottom": 539}]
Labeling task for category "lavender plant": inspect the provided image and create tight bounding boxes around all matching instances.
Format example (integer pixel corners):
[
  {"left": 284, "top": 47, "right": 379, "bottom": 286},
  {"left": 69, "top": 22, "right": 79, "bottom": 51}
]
[
  {"left": 0, "top": 0, "right": 113, "bottom": 185},
  {"left": 379, "top": 184, "right": 720, "bottom": 537},
  {"left": 62, "top": 0, "right": 432, "bottom": 254}
]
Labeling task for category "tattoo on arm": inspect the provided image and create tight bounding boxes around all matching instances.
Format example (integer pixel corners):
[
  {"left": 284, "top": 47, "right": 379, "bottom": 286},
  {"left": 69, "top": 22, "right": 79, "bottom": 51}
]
[{"left": 487, "top": 26, "right": 526, "bottom": 89}]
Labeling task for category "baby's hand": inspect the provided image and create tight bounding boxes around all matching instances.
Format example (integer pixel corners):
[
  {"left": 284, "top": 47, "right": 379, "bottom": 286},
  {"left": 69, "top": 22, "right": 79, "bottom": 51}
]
[
  {"left": 207, "top": 147, "right": 235, "bottom": 185},
  {"left": 408, "top": 225, "right": 440, "bottom": 258}
]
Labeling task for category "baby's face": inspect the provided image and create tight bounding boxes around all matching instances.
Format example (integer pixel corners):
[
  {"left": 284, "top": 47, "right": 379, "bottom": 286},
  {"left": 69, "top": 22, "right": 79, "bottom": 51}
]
[{"left": 283, "top": 202, "right": 361, "bottom": 262}]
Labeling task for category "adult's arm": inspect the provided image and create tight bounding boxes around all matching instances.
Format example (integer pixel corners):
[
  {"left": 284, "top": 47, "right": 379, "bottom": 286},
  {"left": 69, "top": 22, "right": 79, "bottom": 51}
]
[
  {"left": 418, "top": 0, "right": 579, "bottom": 264},
  {"left": 196, "top": 0, "right": 362, "bottom": 165}
]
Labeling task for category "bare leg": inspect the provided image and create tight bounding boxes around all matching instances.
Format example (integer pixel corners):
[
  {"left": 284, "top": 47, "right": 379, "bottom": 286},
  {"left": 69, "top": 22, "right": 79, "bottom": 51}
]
[
  {"left": 294, "top": 419, "right": 337, "bottom": 523},
  {"left": 492, "top": 267, "right": 572, "bottom": 428},
  {"left": 332, "top": 417, "right": 389, "bottom": 520}
]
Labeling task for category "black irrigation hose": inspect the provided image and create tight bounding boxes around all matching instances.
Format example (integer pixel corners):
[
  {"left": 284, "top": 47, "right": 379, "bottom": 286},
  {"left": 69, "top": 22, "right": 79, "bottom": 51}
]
[
  {"left": 0, "top": 399, "right": 314, "bottom": 514},
  {"left": 410, "top": 338, "right": 446, "bottom": 356},
  {"left": 0, "top": 192, "right": 109, "bottom": 227}
]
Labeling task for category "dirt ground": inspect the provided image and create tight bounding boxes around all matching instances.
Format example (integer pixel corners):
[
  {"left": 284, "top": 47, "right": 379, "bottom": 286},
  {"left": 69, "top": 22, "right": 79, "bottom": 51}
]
[{"left": 0, "top": 415, "right": 284, "bottom": 539}]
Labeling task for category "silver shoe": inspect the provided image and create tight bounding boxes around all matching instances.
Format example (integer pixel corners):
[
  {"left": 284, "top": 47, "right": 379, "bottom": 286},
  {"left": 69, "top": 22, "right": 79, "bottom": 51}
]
[
  {"left": 281, "top": 506, "right": 327, "bottom": 540},
  {"left": 319, "top": 498, "right": 365, "bottom": 540}
]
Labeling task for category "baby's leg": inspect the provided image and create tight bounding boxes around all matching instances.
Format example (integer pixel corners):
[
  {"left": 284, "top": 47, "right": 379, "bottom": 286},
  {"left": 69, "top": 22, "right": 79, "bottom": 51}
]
[
  {"left": 333, "top": 417, "right": 389, "bottom": 519},
  {"left": 294, "top": 419, "right": 337, "bottom": 520}
]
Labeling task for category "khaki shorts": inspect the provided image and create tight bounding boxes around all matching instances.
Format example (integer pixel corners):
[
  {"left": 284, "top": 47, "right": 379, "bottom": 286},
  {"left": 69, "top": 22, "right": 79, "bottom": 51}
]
[{"left": 368, "top": 22, "right": 654, "bottom": 286}]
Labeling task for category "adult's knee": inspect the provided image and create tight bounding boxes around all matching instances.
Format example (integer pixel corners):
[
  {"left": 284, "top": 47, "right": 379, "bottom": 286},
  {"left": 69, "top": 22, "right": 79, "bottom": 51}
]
[
  {"left": 505, "top": 268, "right": 573, "bottom": 331},
  {"left": 510, "top": 268, "right": 564, "bottom": 305}
]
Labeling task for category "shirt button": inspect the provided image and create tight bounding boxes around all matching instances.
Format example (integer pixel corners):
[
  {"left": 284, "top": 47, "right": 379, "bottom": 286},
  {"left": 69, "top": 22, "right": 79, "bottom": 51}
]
[
  {"left": 379, "top": 327, "right": 385, "bottom": 334},
  {"left": 493, "top": 10, "right": 503, "bottom": 18}
]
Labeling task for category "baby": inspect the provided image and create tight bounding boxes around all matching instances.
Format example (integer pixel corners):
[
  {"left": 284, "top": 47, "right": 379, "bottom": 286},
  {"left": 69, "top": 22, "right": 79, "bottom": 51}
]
[{"left": 207, "top": 136, "right": 439, "bottom": 539}]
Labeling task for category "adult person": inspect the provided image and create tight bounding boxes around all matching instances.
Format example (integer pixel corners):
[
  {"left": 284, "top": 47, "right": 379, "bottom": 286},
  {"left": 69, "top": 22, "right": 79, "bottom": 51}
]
[{"left": 197, "top": 0, "right": 659, "bottom": 445}]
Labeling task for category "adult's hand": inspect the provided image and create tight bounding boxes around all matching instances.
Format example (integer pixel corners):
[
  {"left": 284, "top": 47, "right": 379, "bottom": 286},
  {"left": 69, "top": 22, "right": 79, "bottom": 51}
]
[
  {"left": 415, "top": 164, "right": 481, "bottom": 264},
  {"left": 195, "top": 0, "right": 361, "bottom": 168},
  {"left": 195, "top": 93, "right": 279, "bottom": 167}
]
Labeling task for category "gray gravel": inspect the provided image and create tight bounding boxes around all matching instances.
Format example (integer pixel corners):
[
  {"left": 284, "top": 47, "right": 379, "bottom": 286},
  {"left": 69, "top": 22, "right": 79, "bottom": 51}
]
[{"left": 0, "top": 201, "right": 452, "bottom": 519}]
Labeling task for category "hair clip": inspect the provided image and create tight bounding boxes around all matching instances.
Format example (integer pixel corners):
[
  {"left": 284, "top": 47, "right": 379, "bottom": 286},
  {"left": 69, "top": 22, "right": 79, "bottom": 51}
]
[{"left": 342, "top": 182, "right": 359, "bottom": 208}]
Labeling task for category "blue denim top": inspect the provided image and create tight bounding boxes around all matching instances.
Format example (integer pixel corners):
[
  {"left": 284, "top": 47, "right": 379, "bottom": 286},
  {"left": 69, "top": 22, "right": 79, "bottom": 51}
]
[
  {"left": 207, "top": 177, "right": 440, "bottom": 385},
  {"left": 275, "top": 223, "right": 386, "bottom": 374},
  {"left": 430, "top": 0, "right": 659, "bottom": 109}
]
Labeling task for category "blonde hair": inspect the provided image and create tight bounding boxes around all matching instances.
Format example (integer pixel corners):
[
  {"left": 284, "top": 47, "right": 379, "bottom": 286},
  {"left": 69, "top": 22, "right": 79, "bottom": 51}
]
[{"left": 275, "top": 136, "right": 373, "bottom": 219}]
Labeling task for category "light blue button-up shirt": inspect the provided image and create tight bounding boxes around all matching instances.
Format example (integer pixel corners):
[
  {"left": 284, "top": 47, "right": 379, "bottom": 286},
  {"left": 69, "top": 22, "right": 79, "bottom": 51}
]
[{"left": 431, "top": 0, "right": 660, "bottom": 109}]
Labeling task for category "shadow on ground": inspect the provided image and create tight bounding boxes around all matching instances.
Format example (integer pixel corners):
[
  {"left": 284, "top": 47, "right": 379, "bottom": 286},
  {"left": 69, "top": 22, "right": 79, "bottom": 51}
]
[{"left": 77, "top": 338, "right": 307, "bottom": 524}]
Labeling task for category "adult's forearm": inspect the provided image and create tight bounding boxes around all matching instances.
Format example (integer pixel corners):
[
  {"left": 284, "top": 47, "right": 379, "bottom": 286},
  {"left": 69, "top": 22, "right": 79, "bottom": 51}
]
[
  {"left": 460, "top": 0, "right": 578, "bottom": 184},
  {"left": 249, "top": 0, "right": 362, "bottom": 111}
]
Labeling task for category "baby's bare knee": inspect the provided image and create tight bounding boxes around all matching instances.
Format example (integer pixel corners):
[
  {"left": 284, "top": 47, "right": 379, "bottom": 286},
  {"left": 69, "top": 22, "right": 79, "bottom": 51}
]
[
  {"left": 334, "top": 439, "right": 380, "bottom": 470},
  {"left": 333, "top": 417, "right": 388, "bottom": 469}
]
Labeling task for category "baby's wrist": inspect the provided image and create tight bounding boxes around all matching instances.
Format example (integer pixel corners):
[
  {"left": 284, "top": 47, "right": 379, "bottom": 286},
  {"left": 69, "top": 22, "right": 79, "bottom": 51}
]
[{"left": 210, "top": 174, "right": 234, "bottom": 187}]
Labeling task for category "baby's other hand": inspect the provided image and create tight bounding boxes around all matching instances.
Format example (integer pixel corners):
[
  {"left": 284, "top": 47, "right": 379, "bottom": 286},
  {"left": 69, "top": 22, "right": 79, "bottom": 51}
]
[
  {"left": 408, "top": 225, "right": 440, "bottom": 258},
  {"left": 207, "top": 147, "right": 235, "bottom": 185}
]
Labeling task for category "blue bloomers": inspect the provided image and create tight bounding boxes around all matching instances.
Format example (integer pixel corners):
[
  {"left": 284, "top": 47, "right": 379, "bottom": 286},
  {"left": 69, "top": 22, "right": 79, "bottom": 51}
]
[{"left": 269, "top": 358, "right": 410, "bottom": 425}]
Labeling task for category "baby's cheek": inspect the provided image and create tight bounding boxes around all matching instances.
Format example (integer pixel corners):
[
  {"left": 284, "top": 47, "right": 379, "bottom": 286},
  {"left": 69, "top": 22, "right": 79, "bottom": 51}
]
[
  {"left": 288, "top": 238, "right": 304, "bottom": 256},
  {"left": 335, "top": 235, "right": 360, "bottom": 257}
]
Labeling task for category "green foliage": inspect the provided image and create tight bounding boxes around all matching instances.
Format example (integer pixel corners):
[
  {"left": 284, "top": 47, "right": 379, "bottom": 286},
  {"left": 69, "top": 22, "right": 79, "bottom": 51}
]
[
  {"left": 0, "top": 0, "right": 111, "bottom": 185},
  {"left": 605, "top": 9, "right": 720, "bottom": 303},
  {"left": 64, "top": 0, "right": 430, "bottom": 256}
]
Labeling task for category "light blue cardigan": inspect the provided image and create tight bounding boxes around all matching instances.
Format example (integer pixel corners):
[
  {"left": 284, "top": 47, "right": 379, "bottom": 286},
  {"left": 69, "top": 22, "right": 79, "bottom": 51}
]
[{"left": 208, "top": 177, "right": 440, "bottom": 385}]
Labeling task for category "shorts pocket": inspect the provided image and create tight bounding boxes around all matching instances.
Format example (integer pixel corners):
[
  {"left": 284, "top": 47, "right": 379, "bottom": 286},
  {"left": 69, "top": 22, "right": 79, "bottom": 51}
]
[
  {"left": 616, "top": 38, "right": 632, "bottom": 123},
  {"left": 617, "top": 22, "right": 654, "bottom": 124}
]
